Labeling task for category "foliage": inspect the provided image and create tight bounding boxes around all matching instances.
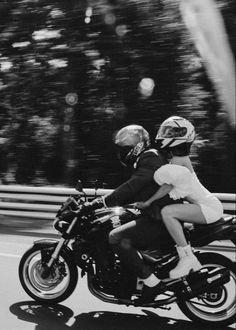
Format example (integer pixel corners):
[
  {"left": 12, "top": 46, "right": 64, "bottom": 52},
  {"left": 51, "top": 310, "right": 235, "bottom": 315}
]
[{"left": 0, "top": 0, "right": 235, "bottom": 191}]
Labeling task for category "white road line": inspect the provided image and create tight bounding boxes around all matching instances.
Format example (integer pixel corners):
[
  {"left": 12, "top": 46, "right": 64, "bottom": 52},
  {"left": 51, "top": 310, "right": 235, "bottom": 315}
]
[{"left": 0, "top": 252, "right": 21, "bottom": 258}]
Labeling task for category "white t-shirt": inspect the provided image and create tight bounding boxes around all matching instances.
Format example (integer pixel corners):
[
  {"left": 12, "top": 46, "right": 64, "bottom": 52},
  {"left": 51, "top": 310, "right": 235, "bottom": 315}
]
[
  {"left": 154, "top": 164, "right": 216, "bottom": 205},
  {"left": 153, "top": 164, "right": 223, "bottom": 223}
]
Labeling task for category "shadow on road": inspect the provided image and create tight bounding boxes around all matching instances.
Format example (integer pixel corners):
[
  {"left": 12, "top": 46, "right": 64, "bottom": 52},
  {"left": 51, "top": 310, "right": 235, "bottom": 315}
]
[
  {"left": 10, "top": 301, "right": 73, "bottom": 330},
  {"left": 10, "top": 301, "right": 233, "bottom": 330}
]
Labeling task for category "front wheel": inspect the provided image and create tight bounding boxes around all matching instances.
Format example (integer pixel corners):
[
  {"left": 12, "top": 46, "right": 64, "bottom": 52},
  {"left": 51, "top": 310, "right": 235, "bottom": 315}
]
[
  {"left": 178, "top": 252, "right": 236, "bottom": 326},
  {"left": 19, "top": 245, "right": 78, "bottom": 304}
]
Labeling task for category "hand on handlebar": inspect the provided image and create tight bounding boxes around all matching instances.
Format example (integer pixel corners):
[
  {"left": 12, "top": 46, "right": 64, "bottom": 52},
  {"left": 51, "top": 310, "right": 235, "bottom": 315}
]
[
  {"left": 80, "top": 197, "right": 105, "bottom": 214},
  {"left": 134, "top": 201, "right": 150, "bottom": 210}
]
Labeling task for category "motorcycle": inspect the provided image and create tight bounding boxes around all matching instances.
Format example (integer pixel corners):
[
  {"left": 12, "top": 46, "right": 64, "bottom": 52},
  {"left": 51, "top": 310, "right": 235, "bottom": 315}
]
[{"left": 19, "top": 182, "right": 236, "bottom": 326}]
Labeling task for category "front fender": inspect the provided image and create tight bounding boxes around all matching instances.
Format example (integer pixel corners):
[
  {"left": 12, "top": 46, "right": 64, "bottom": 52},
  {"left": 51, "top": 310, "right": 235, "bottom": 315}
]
[
  {"left": 32, "top": 239, "right": 74, "bottom": 263},
  {"left": 33, "top": 239, "right": 59, "bottom": 249}
]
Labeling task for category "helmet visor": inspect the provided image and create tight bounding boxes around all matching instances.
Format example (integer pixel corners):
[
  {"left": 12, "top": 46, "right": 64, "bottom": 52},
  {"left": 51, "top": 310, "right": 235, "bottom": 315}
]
[
  {"left": 157, "top": 125, "right": 187, "bottom": 139},
  {"left": 115, "top": 145, "right": 133, "bottom": 166}
]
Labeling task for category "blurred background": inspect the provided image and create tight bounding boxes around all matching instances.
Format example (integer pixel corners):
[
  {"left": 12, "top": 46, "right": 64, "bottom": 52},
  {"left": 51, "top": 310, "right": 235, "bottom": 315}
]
[{"left": 0, "top": 0, "right": 235, "bottom": 192}]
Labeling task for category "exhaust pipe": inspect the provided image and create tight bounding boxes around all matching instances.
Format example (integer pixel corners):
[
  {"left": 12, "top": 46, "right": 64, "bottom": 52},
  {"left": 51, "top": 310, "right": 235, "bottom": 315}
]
[{"left": 177, "top": 268, "right": 230, "bottom": 299}]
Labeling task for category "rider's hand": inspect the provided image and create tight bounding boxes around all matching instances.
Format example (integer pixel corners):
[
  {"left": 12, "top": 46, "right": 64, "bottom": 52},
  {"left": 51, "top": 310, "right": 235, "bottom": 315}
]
[
  {"left": 134, "top": 201, "right": 150, "bottom": 210},
  {"left": 81, "top": 197, "right": 105, "bottom": 214}
]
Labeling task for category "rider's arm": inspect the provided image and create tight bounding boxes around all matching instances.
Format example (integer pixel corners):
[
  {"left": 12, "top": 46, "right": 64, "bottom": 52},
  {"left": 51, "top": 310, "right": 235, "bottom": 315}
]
[
  {"left": 104, "top": 151, "right": 165, "bottom": 207},
  {"left": 144, "top": 184, "right": 173, "bottom": 207}
]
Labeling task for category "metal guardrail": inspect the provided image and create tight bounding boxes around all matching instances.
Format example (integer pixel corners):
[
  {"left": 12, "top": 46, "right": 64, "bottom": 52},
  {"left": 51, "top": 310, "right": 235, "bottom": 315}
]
[
  {"left": 0, "top": 184, "right": 235, "bottom": 219},
  {"left": 0, "top": 185, "right": 235, "bottom": 255},
  {"left": 0, "top": 185, "right": 112, "bottom": 219}
]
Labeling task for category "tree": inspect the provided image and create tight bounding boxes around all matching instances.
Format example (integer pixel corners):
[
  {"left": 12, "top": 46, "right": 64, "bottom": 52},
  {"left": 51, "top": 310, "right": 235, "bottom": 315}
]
[{"left": 0, "top": 0, "right": 235, "bottom": 191}]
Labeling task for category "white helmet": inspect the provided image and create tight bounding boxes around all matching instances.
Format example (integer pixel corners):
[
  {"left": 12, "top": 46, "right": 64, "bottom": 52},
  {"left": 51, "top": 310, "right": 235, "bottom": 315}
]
[
  {"left": 155, "top": 116, "right": 195, "bottom": 149},
  {"left": 115, "top": 124, "right": 150, "bottom": 167}
]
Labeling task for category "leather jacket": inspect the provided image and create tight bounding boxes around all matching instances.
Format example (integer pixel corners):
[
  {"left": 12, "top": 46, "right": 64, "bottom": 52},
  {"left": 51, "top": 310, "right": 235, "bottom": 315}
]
[{"left": 104, "top": 149, "right": 174, "bottom": 213}]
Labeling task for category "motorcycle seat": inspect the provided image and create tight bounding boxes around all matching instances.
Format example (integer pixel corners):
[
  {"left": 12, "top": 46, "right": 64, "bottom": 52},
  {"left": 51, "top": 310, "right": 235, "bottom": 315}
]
[
  {"left": 184, "top": 215, "right": 234, "bottom": 230},
  {"left": 192, "top": 215, "right": 234, "bottom": 230},
  {"left": 187, "top": 215, "right": 235, "bottom": 246}
]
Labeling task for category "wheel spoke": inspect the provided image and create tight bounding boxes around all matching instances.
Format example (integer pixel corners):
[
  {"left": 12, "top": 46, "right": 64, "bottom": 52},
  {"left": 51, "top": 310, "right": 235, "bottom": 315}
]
[
  {"left": 177, "top": 253, "right": 236, "bottom": 326},
  {"left": 186, "top": 266, "right": 236, "bottom": 321},
  {"left": 22, "top": 250, "right": 70, "bottom": 299},
  {"left": 188, "top": 299, "right": 210, "bottom": 307}
]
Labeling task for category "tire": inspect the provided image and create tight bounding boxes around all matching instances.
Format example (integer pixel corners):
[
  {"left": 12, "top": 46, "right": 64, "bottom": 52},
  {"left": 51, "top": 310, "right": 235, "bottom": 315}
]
[
  {"left": 19, "top": 245, "right": 78, "bottom": 304},
  {"left": 178, "top": 252, "right": 236, "bottom": 326}
]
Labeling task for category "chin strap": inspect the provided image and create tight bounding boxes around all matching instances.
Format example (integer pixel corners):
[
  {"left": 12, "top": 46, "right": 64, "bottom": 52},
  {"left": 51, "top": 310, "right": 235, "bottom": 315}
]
[{"left": 133, "top": 141, "right": 145, "bottom": 156}]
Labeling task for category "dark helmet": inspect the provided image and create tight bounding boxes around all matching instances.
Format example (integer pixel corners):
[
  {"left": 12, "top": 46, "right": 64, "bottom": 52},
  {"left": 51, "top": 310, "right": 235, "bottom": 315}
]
[
  {"left": 115, "top": 124, "right": 150, "bottom": 167},
  {"left": 155, "top": 116, "right": 195, "bottom": 156}
]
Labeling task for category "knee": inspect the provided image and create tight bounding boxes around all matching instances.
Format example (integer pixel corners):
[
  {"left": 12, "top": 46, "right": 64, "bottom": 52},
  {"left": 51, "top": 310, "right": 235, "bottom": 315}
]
[
  {"left": 109, "top": 229, "right": 132, "bottom": 250},
  {"left": 108, "top": 228, "right": 120, "bottom": 246},
  {"left": 120, "top": 238, "right": 132, "bottom": 250},
  {"left": 161, "top": 206, "right": 173, "bottom": 222}
]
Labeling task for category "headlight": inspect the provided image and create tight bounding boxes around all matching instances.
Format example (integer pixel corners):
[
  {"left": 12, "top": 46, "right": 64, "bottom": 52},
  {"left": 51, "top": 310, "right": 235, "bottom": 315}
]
[{"left": 112, "top": 207, "right": 124, "bottom": 216}]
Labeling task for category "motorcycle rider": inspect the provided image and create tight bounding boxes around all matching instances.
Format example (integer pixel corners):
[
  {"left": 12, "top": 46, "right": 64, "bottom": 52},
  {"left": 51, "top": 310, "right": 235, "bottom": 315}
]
[
  {"left": 83, "top": 124, "right": 181, "bottom": 304},
  {"left": 135, "top": 116, "right": 224, "bottom": 279}
]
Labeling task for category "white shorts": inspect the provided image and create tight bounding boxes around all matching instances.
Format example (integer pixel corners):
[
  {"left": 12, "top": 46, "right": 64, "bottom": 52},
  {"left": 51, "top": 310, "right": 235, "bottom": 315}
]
[{"left": 199, "top": 197, "right": 224, "bottom": 224}]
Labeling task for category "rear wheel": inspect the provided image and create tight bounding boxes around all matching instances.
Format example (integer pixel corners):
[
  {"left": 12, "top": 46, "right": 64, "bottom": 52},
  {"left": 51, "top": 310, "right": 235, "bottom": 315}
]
[
  {"left": 178, "top": 252, "right": 236, "bottom": 326},
  {"left": 19, "top": 246, "right": 78, "bottom": 304}
]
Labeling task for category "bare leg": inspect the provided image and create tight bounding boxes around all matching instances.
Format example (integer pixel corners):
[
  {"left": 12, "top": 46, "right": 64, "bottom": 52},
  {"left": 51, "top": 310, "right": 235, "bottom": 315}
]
[
  {"left": 161, "top": 204, "right": 205, "bottom": 278},
  {"left": 161, "top": 204, "right": 206, "bottom": 247}
]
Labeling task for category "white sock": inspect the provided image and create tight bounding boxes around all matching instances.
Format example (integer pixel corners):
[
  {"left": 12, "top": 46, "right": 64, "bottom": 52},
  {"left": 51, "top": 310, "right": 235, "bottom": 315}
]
[{"left": 143, "top": 274, "right": 160, "bottom": 287}]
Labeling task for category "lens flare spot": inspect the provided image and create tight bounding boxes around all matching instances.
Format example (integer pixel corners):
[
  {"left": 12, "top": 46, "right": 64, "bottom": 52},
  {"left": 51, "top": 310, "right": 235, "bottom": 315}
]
[{"left": 138, "top": 78, "right": 155, "bottom": 97}]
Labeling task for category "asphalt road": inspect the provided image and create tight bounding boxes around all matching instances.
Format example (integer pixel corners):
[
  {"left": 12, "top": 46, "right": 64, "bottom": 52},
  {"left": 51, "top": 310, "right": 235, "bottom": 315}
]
[{"left": 0, "top": 216, "right": 235, "bottom": 330}]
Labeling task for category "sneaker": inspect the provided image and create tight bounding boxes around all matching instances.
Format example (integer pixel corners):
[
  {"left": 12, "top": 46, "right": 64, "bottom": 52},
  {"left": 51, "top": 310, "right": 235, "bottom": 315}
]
[{"left": 169, "top": 255, "right": 202, "bottom": 279}]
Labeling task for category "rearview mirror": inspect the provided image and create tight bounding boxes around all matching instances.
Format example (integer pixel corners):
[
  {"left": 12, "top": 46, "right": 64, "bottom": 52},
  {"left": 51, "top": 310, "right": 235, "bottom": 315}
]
[{"left": 75, "top": 180, "right": 83, "bottom": 193}]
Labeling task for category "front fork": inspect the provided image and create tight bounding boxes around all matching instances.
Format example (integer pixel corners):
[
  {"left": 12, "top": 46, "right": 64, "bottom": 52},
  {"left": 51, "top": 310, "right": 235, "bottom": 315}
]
[
  {"left": 46, "top": 238, "right": 67, "bottom": 268},
  {"left": 42, "top": 216, "right": 78, "bottom": 278}
]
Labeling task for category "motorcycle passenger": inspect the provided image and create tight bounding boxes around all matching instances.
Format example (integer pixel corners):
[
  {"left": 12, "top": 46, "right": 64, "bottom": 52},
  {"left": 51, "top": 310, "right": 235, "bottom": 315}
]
[
  {"left": 135, "top": 116, "right": 224, "bottom": 279},
  {"left": 84, "top": 124, "right": 181, "bottom": 304}
]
